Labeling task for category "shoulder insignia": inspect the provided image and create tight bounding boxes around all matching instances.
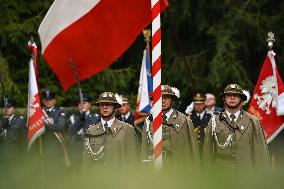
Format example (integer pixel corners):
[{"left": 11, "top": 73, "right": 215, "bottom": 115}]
[
  {"left": 61, "top": 112, "right": 66, "bottom": 116},
  {"left": 175, "top": 124, "right": 180, "bottom": 129}
]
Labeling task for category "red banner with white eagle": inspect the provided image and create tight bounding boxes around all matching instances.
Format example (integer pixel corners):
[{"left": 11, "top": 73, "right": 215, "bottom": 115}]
[
  {"left": 27, "top": 58, "right": 45, "bottom": 150},
  {"left": 249, "top": 50, "right": 284, "bottom": 143},
  {"left": 27, "top": 40, "right": 45, "bottom": 150}
]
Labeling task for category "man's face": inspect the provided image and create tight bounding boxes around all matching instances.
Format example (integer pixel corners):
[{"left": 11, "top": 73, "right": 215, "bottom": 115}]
[
  {"left": 194, "top": 102, "right": 206, "bottom": 113},
  {"left": 99, "top": 102, "right": 115, "bottom": 118},
  {"left": 162, "top": 95, "right": 172, "bottom": 111},
  {"left": 78, "top": 101, "right": 91, "bottom": 112},
  {"left": 42, "top": 98, "right": 56, "bottom": 109},
  {"left": 4, "top": 106, "right": 15, "bottom": 116},
  {"left": 224, "top": 93, "right": 242, "bottom": 109},
  {"left": 119, "top": 103, "right": 130, "bottom": 115},
  {"left": 205, "top": 94, "right": 215, "bottom": 107}
]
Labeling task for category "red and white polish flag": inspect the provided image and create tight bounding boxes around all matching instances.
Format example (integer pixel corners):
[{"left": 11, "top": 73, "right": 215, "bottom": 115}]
[
  {"left": 249, "top": 50, "right": 284, "bottom": 143},
  {"left": 38, "top": 0, "right": 168, "bottom": 91},
  {"left": 27, "top": 58, "right": 45, "bottom": 150}
]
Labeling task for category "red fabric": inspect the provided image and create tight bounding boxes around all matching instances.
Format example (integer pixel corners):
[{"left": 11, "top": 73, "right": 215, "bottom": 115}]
[
  {"left": 43, "top": 0, "right": 168, "bottom": 90},
  {"left": 28, "top": 94, "right": 45, "bottom": 141},
  {"left": 28, "top": 42, "right": 39, "bottom": 85},
  {"left": 27, "top": 60, "right": 45, "bottom": 150},
  {"left": 248, "top": 53, "right": 284, "bottom": 142}
]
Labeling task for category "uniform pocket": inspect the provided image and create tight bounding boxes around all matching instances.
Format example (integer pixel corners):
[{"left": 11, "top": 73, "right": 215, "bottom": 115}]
[
  {"left": 90, "top": 136, "right": 103, "bottom": 145},
  {"left": 215, "top": 127, "right": 231, "bottom": 144}
]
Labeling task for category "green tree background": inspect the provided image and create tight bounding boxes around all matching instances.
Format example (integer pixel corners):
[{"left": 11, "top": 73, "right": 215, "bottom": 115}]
[{"left": 0, "top": 0, "right": 283, "bottom": 111}]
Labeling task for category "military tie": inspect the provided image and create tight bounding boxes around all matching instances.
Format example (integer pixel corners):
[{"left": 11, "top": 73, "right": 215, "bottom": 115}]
[
  {"left": 230, "top": 114, "right": 237, "bottom": 128},
  {"left": 162, "top": 114, "right": 167, "bottom": 123},
  {"left": 46, "top": 110, "right": 50, "bottom": 116},
  {"left": 104, "top": 122, "right": 111, "bottom": 134},
  {"left": 197, "top": 114, "right": 201, "bottom": 120},
  {"left": 122, "top": 116, "right": 125, "bottom": 121}
]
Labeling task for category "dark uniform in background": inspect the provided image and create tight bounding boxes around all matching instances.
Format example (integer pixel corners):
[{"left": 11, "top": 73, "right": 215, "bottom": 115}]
[
  {"left": 84, "top": 92, "right": 139, "bottom": 169},
  {"left": 67, "top": 94, "right": 100, "bottom": 170},
  {"left": 203, "top": 84, "right": 269, "bottom": 173},
  {"left": 116, "top": 95, "right": 142, "bottom": 144},
  {"left": 116, "top": 95, "right": 134, "bottom": 126},
  {"left": 141, "top": 85, "right": 199, "bottom": 169},
  {"left": 189, "top": 93, "right": 211, "bottom": 156},
  {"left": 41, "top": 90, "right": 68, "bottom": 177},
  {"left": 0, "top": 98, "right": 26, "bottom": 181}
]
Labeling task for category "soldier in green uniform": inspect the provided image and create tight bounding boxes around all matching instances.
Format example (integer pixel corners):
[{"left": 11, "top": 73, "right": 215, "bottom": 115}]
[
  {"left": 203, "top": 84, "right": 269, "bottom": 172},
  {"left": 84, "top": 92, "right": 139, "bottom": 168},
  {"left": 141, "top": 85, "right": 199, "bottom": 168}
]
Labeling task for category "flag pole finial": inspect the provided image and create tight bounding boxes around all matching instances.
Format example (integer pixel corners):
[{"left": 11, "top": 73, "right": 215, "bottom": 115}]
[
  {"left": 143, "top": 29, "right": 151, "bottom": 49},
  {"left": 267, "top": 32, "right": 275, "bottom": 50}
]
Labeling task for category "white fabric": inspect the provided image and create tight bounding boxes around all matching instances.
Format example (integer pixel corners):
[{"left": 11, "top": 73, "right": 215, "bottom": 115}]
[
  {"left": 277, "top": 92, "right": 284, "bottom": 116},
  {"left": 45, "top": 107, "right": 54, "bottom": 112},
  {"left": 123, "top": 111, "right": 131, "bottom": 120},
  {"left": 206, "top": 106, "right": 215, "bottom": 115},
  {"left": 225, "top": 110, "right": 241, "bottom": 122},
  {"left": 196, "top": 111, "right": 205, "bottom": 120},
  {"left": 164, "top": 109, "right": 173, "bottom": 121},
  {"left": 38, "top": 0, "right": 101, "bottom": 53},
  {"left": 185, "top": 102, "right": 194, "bottom": 115},
  {"left": 101, "top": 117, "right": 115, "bottom": 128},
  {"left": 138, "top": 50, "right": 151, "bottom": 112}
]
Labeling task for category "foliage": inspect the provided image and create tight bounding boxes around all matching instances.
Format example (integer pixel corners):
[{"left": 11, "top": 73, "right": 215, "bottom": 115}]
[{"left": 0, "top": 0, "right": 283, "bottom": 111}]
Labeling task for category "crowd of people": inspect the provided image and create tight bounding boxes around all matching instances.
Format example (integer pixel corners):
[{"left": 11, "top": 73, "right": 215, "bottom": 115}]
[{"left": 0, "top": 83, "right": 272, "bottom": 179}]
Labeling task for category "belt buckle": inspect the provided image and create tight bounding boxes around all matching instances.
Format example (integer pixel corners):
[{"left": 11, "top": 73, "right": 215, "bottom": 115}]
[{"left": 162, "top": 151, "right": 167, "bottom": 159}]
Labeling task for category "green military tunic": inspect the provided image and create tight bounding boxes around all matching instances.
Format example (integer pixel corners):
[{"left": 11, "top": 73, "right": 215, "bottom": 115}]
[
  {"left": 203, "top": 110, "right": 269, "bottom": 172},
  {"left": 84, "top": 118, "right": 139, "bottom": 167},
  {"left": 141, "top": 109, "right": 199, "bottom": 168}
]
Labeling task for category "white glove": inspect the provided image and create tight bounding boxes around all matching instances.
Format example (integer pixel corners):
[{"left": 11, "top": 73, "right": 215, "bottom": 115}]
[{"left": 44, "top": 117, "right": 54, "bottom": 125}]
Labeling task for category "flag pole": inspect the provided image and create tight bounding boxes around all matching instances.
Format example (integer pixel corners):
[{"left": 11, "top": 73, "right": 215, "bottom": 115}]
[
  {"left": 151, "top": 0, "right": 162, "bottom": 169},
  {"left": 68, "top": 58, "right": 83, "bottom": 106},
  {"left": 27, "top": 37, "right": 45, "bottom": 186},
  {"left": 143, "top": 29, "right": 151, "bottom": 55}
]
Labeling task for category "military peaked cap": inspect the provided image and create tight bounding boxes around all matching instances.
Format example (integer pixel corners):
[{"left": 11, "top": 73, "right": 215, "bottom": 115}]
[
  {"left": 3, "top": 98, "right": 16, "bottom": 107},
  {"left": 193, "top": 93, "right": 205, "bottom": 103},
  {"left": 76, "top": 94, "right": 93, "bottom": 103},
  {"left": 42, "top": 90, "right": 56, "bottom": 100}
]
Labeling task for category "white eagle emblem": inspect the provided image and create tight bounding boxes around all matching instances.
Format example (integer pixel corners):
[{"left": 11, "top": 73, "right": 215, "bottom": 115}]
[{"left": 253, "top": 76, "right": 277, "bottom": 114}]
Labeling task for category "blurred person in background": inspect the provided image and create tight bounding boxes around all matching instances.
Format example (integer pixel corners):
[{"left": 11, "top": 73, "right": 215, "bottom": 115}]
[
  {"left": 0, "top": 98, "right": 26, "bottom": 179},
  {"left": 116, "top": 95, "right": 134, "bottom": 125},
  {"left": 205, "top": 93, "right": 223, "bottom": 115},
  {"left": 67, "top": 94, "right": 100, "bottom": 171},
  {"left": 189, "top": 93, "right": 211, "bottom": 157},
  {"left": 116, "top": 95, "right": 143, "bottom": 145}
]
